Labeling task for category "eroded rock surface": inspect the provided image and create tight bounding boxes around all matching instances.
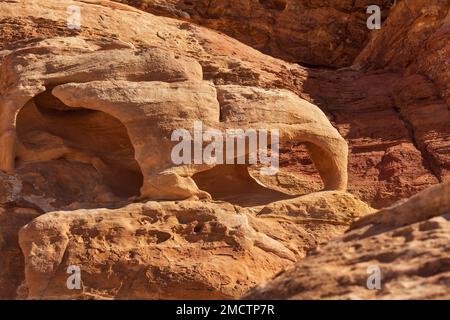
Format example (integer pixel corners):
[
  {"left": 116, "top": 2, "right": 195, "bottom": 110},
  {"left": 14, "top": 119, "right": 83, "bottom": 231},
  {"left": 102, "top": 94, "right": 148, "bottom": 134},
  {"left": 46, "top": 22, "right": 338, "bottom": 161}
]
[
  {"left": 1, "top": 37, "right": 347, "bottom": 204},
  {"left": 0, "top": 0, "right": 448, "bottom": 209},
  {"left": 113, "top": 0, "right": 395, "bottom": 68},
  {"left": 18, "top": 192, "right": 372, "bottom": 299},
  {"left": 112, "top": 0, "right": 450, "bottom": 208},
  {"left": 354, "top": 0, "right": 450, "bottom": 104},
  {"left": 0, "top": 0, "right": 448, "bottom": 300},
  {"left": 244, "top": 182, "right": 450, "bottom": 300}
]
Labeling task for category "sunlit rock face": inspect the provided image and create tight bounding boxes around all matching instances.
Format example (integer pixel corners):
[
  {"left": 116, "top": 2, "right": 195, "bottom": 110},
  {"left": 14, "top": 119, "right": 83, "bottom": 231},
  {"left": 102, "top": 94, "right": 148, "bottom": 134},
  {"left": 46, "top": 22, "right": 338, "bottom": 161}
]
[
  {"left": 244, "top": 182, "right": 450, "bottom": 300},
  {"left": 0, "top": 0, "right": 448, "bottom": 300}
]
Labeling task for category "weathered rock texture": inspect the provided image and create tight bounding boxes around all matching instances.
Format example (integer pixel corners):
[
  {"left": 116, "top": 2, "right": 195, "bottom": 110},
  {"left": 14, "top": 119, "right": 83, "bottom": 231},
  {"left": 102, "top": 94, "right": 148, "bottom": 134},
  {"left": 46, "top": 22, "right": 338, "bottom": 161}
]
[
  {"left": 52, "top": 78, "right": 349, "bottom": 198},
  {"left": 0, "top": 0, "right": 449, "bottom": 300},
  {"left": 299, "top": 0, "right": 450, "bottom": 207},
  {"left": 115, "top": 0, "right": 450, "bottom": 207},
  {"left": 303, "top": 68, "right": 450, "bottom": 208},
  {"left": 18, "top": 192, "right": 372, "bottom": 299},
  {"left": 244, "top": 182, "right": 450, "bottom": 300},
  {"left": 354, "top": 0, "right": 450, "bottom": 104},
  {"left": 113, "top": 0, "right": 395, "bottom": 68},
  {"left": 0, "top": 1, "right": 348, "bottom": 204},
  {"left": 1, "top": 0, "right": 448, "bottom": 209}
]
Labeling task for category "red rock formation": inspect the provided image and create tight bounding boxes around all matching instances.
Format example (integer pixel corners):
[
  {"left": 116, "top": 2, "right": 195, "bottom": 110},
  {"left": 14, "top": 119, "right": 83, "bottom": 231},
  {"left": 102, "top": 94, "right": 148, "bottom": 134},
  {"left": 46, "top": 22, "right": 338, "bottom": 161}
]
[
  {"left": 244, "top": 182, "right": 450, "bottom": 300},
  {"left": 114, "top": 0, "right": 395, "bottom": 68},
  {"left": 354, "top": 0, "right": 450, "bottom": 104},
  {"left": 108, "top": 0, "right": 450, "bottom": 208},
  {"left": 18, "top": 193, "right": 372, "bottom": 299},
  {"left": 0, "top": 0, "right": 448, "bottom": 300}
]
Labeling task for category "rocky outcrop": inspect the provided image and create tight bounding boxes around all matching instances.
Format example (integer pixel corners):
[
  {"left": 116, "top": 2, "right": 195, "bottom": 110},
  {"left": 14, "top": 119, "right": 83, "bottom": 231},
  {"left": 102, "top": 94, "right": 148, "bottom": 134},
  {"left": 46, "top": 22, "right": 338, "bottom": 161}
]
[
  {"left": 296, "top": 0, "right": 450, "bottom": 207},
  {"left": 302, "top": 68, "right": 449, "bottom": 208},
  {"left": 0, "top": 0, "right": 448, "bottom": 300},
  {"left": 244, "top": 182, "right": 450, "bottom": 300},
  {"left": 113, "top": 0, "right": 394, "bottom": 68},
  {"left": 18, "top": 192, "right": 372, "bottom": 299},
  {"left": 0, "top": 0, "right": 447, "bottom": 210},
  {"left": 354, "top": 0, "right": 450, "bottom": 104},
  {"left": 52, "top": 78, "right": 349, "bottom": 198},
  {"left": 107, "top": 0, "right": 450, "bottom": 208},
  {"left": 1, "top": 34, "right": 348, "bottom": 201}
]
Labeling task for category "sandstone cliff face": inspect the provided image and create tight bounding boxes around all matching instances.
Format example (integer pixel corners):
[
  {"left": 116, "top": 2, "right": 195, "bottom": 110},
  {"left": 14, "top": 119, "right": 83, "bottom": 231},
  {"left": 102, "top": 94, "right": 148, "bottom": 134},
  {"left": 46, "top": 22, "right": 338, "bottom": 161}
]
[
  {"left": 0, "top": 0, "right": 448, "bottom": 209},
  {"left": 108, "top": 0, "right": 450, "bottom": 208},
  {"left": 114, "top": 0, "right": 395, "bottom": 68},
  {"left": 303, "top": 69, "right": 449, "bottom": 208},
  {"left": 0, "top": 0, "right": 448, "bottom": 300},
  {"left": 244, "top": 182, "right": 450, "bottom": 300},
  {"left": 0, "top": 0, "right": 356, "bottom": 299},
  {"left": 354, "top": 0, "right": 450, "bottom": 104}
]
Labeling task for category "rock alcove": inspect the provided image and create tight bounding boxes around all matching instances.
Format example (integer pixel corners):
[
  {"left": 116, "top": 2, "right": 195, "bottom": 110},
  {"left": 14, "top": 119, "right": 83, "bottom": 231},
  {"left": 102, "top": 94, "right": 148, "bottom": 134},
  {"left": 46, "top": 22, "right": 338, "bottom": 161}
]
[{"left": 14, "top": 88, "right": 143, "bottom": 209}]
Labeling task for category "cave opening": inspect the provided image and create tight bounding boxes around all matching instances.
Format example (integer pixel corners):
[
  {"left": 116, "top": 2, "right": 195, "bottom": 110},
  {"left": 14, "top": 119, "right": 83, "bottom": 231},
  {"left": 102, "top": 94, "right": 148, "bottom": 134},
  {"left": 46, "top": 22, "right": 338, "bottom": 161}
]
[
  {"left": 191, "top": 142, "right": 323, "bottom": 207},
  {"left": 14, "top": 88, "right": 143, "bottom": 208}
]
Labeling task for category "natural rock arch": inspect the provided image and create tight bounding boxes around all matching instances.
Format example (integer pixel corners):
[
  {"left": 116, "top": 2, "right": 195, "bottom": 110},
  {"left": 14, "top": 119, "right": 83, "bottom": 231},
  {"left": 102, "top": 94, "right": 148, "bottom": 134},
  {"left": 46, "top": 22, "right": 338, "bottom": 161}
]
[
  {"left": 0, "top": 38, "right": 348, "bottom": 202},
  {"left": 52, "top": 80, "right": 348, "bottom": 201}
]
